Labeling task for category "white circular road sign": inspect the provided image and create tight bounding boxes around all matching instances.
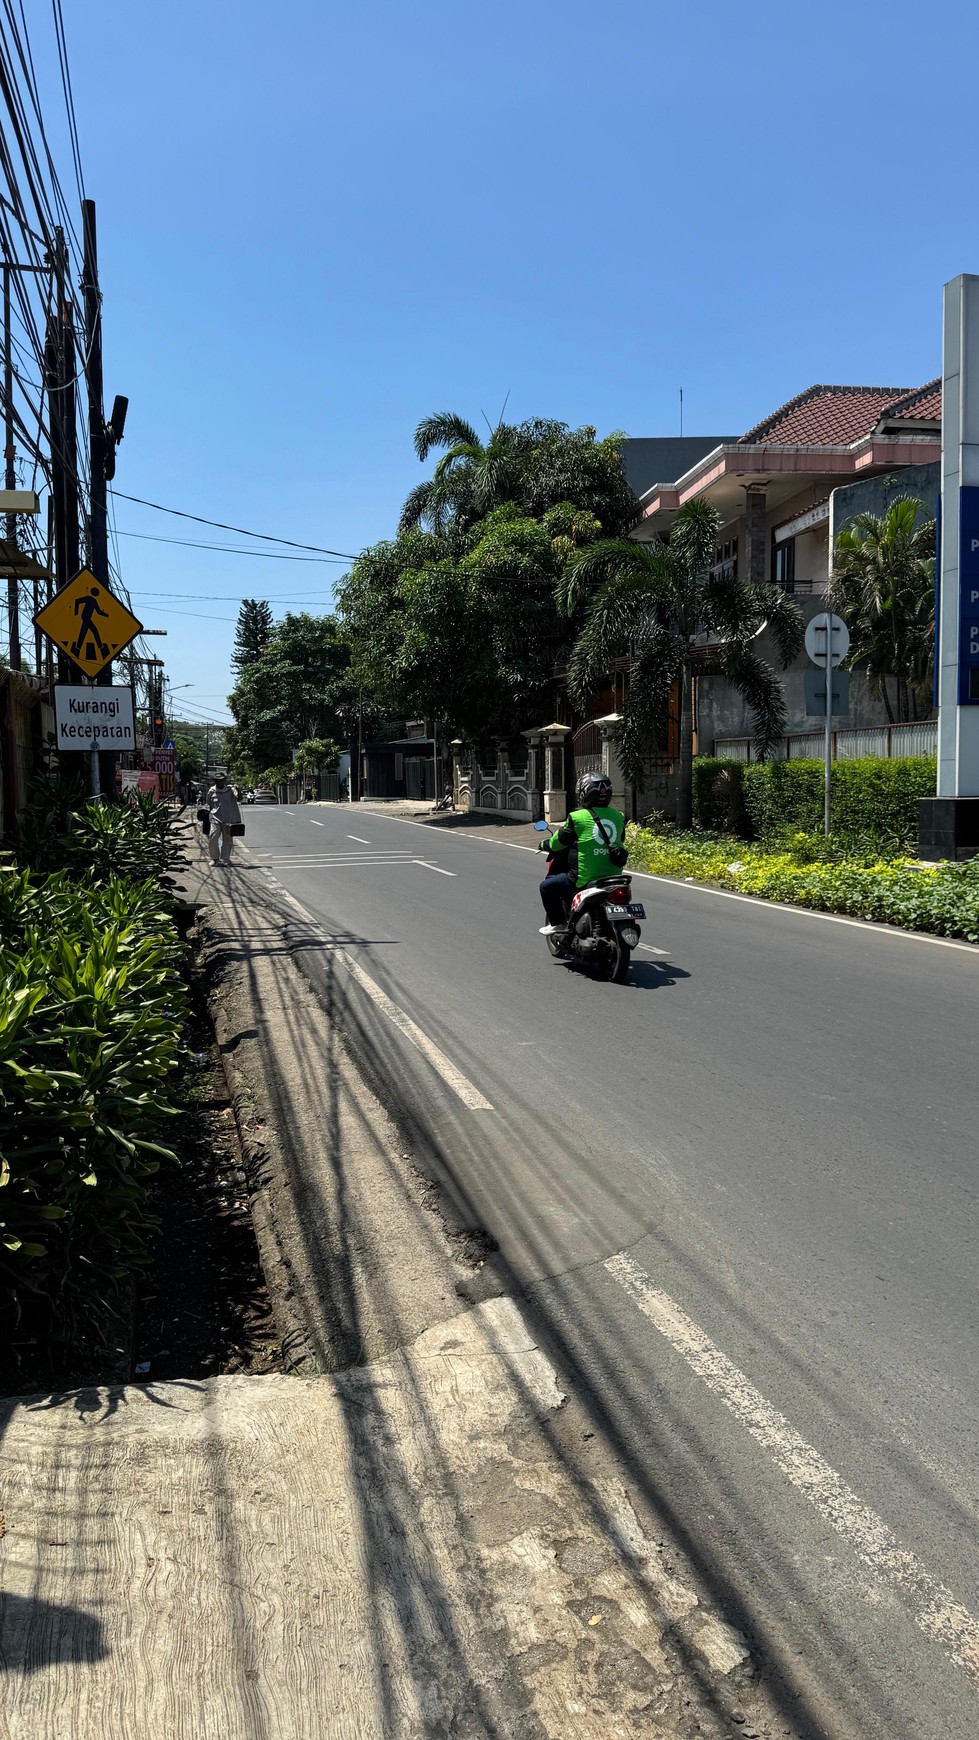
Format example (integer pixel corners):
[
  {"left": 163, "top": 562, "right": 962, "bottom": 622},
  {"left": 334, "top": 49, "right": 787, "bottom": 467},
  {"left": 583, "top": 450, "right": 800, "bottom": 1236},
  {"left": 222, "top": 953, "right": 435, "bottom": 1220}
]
[{"left": 805, "top": 611, "right": 850, "bottom": 669}]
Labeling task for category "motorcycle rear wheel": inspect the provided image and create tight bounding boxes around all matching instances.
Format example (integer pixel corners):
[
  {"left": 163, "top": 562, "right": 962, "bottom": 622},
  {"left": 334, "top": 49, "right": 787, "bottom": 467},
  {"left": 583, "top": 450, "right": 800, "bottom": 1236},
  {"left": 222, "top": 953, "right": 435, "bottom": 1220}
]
[{"left": 609, "top": 934, "right": 633, "bottom": 984}]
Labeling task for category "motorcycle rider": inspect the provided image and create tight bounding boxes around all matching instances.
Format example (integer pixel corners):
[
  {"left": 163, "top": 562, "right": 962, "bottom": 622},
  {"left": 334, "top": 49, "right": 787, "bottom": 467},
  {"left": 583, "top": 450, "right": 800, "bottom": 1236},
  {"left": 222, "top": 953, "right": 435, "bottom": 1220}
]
[{"left": 538, "top": 771, "right": 627, "bottom": 934}]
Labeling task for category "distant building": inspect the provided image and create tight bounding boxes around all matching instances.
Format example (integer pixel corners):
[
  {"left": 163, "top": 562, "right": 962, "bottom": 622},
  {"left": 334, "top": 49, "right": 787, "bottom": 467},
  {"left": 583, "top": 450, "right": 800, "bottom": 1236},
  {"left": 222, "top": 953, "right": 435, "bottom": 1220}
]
[{"left": 626, "top": 382, "right": 941, "bottom": 753}]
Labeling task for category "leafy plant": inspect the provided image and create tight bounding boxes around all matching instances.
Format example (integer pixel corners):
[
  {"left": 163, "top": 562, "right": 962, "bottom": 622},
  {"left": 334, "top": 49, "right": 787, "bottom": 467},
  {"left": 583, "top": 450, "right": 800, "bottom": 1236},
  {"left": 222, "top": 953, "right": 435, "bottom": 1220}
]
[
  {"left": 14, "top": 777, "right": 183, "bottom": 885},
  {"left": 0, "top": 871, "right": 186, "bottom": 1363},
  {"left": 830, "top": 497, "right": 936, "bottom": 722}
]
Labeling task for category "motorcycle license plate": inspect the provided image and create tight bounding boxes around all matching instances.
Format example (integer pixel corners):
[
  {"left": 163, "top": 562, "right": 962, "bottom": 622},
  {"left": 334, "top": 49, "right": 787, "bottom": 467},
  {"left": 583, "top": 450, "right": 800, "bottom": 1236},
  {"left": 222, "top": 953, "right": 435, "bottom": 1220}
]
[{"left": 606, "top": 902, "right": 645, "bottom": 920}]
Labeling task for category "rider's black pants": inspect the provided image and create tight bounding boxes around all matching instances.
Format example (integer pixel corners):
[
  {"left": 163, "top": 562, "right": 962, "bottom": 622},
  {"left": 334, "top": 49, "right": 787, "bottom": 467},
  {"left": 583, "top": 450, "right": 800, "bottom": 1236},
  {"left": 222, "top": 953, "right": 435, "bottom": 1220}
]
[{"left": 539, "top": 872, "right": 574, "bottom": 925}]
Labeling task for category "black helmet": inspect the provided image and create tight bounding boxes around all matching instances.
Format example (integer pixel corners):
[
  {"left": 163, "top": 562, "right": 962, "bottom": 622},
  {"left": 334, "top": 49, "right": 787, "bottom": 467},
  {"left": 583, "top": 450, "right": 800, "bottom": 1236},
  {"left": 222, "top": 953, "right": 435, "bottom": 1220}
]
[{"left": 576, "top": 770, "right": 612, "bottom": 809}]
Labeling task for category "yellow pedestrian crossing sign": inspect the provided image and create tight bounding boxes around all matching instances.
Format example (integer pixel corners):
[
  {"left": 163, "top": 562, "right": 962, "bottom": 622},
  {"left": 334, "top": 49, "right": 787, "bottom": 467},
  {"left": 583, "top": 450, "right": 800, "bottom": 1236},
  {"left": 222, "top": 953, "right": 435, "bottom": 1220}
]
[{"left": 34, "top": 569, "right": 142, "bottom": 678}]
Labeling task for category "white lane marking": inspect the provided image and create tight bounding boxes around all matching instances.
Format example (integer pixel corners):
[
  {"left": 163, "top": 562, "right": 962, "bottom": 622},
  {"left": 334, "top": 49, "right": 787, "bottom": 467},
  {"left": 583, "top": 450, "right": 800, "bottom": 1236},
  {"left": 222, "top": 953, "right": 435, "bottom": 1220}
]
[
  {"left": 605, "top": 1251, "right": 979, "bottom": 1690},
  {"left": 253, "top": 856, "right": 414, "bottom": 867},
  {"left": 637, "top": 943, "right": 670, "bottom": 957},
  {"left": 347, "top": 834, "right": 370, "bottom": 843},
  {"left": 261, "top": 875, "right": 493, "bottom": 1112},
  {"left": 414, "top": 860, "right": 456, "bottom": 877},
  {"left": 354, "top": 814, "right": 979, "bottom": 956},
  {"left": 310, "top": 819, "right": 324, "bottom": 826},
  {"left": 627, "top": 871, "right": 979, "bottom": 954}
]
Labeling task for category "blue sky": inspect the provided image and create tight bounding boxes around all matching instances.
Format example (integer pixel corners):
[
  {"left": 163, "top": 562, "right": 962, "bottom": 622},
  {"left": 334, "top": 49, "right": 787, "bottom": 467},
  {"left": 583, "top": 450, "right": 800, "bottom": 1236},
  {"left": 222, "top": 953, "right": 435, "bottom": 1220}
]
[{"left": 34, "top": 0, "right": 979, "bottom": 722}]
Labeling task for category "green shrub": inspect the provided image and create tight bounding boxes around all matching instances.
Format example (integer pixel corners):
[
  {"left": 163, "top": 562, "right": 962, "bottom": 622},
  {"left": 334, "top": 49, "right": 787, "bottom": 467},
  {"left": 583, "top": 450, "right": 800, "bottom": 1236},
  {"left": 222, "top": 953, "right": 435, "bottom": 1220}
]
[
  {"left": 741, "top": 756, "right": 936, "bottom": 852},
  {"left": 14, "top": 776, "right": 182, "bottom": 885},
  {"left": 691, "top": 758, "right": 753, "bottom": 834},
  {"left": 0, "top": 869, "right": 186, "bottom": 1363},
  {"left": 625, "top": 824, "right": 979, "bottom": 943}
]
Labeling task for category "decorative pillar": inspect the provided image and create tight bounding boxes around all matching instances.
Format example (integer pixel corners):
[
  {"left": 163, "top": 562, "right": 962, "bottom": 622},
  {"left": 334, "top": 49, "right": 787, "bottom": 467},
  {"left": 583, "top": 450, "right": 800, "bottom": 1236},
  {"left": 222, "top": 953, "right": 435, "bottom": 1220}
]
[
  {"left": 494, "top": 736, "right": 508, "bottom": 811},
  {"left": 540, "top": 723, "right": 571, "bottom": 824},
  {"left": 523, "top": 727, "right": 543, "bottom": 821},
  {"left": 450, "top": 738, "right": 464, "bottom": 809},
  {"left": 744, "top": 487, "right": 767, "bottom": 587},
  {"left": 593, "top": 711, "right": 628, "bottom": 812}
]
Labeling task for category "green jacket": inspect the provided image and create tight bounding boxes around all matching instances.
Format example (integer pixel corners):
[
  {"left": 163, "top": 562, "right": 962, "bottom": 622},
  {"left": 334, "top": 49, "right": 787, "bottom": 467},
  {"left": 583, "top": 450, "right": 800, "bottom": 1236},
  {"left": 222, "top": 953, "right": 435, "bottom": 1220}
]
[{"left": 548, "top": 806, "right": 627, "bottom": 888}]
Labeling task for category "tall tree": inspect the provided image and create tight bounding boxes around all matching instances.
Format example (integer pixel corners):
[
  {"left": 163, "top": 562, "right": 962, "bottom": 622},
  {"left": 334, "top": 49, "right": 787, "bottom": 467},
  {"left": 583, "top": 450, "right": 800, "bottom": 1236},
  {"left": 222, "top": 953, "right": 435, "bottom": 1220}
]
[
  {"left": 399, "top": 414, "right": 638, "bottom": 540},
  {"left": 232, "top": 599, "right": 274, "bottom": 672},
  {"left": 829, "top": 497, "right": 936, "bottom": 723},
  {"left": 228, "top": 613, "right": 354, "bottom": 777},
  {"left": 560, "top": 499, "right": 804, "bottom": 827},
  {"left": 339, "top": 504, "right": 601, "bottom": 739}
]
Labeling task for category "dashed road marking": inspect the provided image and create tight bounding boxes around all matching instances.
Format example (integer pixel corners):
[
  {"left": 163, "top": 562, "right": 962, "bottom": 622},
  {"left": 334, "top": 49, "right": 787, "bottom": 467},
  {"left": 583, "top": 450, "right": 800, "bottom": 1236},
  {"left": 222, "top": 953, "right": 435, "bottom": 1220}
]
[{"left": 257, "top": 871, "right": 493, "bottom": 1113}]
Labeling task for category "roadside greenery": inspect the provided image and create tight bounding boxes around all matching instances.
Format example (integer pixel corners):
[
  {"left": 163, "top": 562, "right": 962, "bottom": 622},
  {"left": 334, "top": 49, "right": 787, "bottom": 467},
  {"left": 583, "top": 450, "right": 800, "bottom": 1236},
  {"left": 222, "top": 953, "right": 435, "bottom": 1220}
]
[
  {"left": 1, "top": 785, "right": 187, "bottom": 1372},
  {"left": 227, "top": 610, "right": 355, "bottom": 780},
  {"left": 560, "top": 499, "right": 804, "bottom": 826},
  {"left": 690, "top": 755, "right": 936, "bottom": 853},
  {"left": 626, "top": 822, "right": 979, "bottom": 942},
  {"left": 830, "top": 496, "right": 936, "bottom": 723},
  {"left": 339, "top": 416, "right": 638, "bottom": 741}
]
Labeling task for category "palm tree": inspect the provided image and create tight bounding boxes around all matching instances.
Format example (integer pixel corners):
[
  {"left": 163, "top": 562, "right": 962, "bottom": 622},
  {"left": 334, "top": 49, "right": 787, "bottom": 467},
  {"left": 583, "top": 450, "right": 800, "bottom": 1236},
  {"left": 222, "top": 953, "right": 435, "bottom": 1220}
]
[
  {"left": 560, "top": 499, "right": 804, "bottom": 827},
  {"left": 398, "top": 413, "right": 525, "bottom": 535},
  {"left": 829, "top": 497, "right": 936, "bottom": 723}
]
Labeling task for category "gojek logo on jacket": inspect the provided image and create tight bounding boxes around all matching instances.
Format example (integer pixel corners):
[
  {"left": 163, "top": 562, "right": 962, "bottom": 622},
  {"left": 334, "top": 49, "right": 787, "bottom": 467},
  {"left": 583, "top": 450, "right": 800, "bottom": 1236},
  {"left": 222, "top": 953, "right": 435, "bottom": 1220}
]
[{"left": 592, "top": 816, "right": 620, "bottom": 844}]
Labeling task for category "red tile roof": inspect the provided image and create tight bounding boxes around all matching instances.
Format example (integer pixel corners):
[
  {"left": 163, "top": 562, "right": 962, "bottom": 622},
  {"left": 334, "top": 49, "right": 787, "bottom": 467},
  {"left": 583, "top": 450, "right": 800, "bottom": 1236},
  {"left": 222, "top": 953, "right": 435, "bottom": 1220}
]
[
  {"left": 881, "top": 379, "right": 941, "bottom": 423},
  {"left": 739, "top": 385, "right": 911, "bottom": 447}
]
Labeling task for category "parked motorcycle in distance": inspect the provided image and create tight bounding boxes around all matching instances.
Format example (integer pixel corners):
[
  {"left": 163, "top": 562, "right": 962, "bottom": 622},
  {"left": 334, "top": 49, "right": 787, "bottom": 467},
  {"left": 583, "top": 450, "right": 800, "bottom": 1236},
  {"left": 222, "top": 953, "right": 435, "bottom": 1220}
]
[{"left": 534, "top": 821, "right": 645, "bottom": 984}]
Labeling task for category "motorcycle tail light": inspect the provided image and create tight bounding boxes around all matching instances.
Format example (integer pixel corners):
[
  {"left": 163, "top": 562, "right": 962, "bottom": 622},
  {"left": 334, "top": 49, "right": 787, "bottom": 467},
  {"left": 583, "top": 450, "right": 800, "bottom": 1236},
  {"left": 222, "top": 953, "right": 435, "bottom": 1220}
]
[{"left": 608, "top": 887, "right": 629, "bottom": 903}]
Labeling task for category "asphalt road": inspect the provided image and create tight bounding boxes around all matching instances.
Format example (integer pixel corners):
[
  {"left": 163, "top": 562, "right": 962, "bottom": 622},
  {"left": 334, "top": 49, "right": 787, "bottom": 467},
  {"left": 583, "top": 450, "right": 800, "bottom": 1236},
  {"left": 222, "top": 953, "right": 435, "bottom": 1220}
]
[{"left": 236, "top": 803, "right": 979, "bottom": 1739}]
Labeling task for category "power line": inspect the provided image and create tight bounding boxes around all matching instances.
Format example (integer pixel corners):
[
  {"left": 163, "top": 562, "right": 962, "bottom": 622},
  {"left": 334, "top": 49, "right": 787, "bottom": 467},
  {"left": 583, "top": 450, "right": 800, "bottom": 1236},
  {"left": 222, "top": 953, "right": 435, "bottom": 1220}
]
[
  {"left": 113, "top": 527, "right": 347, "bottom": 563},
  {"left": 107, "top": 488, "right": 358, "bottom": 558},
  {"left": 50, "top": 0, "right": 84, "bottom": 208},
  {"left": 129, "top": 589, "right": 332, "bottom": 601}
]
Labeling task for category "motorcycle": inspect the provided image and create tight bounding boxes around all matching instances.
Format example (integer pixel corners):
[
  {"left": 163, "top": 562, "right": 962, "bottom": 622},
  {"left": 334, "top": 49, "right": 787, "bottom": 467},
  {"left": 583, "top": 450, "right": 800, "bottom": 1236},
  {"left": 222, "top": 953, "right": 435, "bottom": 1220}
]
[{"left": 534, "top": 820, "right": 646, "bottom": 984}]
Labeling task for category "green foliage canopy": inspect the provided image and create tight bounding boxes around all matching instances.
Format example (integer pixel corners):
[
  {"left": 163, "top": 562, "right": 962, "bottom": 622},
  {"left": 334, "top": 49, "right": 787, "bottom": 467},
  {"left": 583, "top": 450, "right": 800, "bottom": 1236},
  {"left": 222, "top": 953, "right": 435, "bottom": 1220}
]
[
  {"left": 339, "top": 503, "right": 604, "bottom": 739},
  {"left": 830, "top": 496, "right": 936, "bottom": 723},
  {"left": 561, "top": 499, "right": 804, "bottom": 826},
  {"left": 228, "top": 612, "right": 354, "bottom": 778}
]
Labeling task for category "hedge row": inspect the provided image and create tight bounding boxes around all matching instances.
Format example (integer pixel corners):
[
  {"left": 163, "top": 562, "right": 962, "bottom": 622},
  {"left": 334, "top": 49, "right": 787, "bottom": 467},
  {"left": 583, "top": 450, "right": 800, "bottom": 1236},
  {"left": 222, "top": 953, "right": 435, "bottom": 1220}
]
[{"left": 690, "top": 756, "right": 936, "bottom": 852}]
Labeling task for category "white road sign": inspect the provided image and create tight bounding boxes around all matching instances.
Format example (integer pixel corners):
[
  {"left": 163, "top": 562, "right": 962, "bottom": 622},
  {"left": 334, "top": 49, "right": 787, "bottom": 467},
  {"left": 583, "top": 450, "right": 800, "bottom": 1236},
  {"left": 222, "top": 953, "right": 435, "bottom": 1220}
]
[
  {"left": 805, "top": 611, "right": 850, "bottom": 669},
  {"left": 54, "top": 685, "right": 135, "bottom": 750}
]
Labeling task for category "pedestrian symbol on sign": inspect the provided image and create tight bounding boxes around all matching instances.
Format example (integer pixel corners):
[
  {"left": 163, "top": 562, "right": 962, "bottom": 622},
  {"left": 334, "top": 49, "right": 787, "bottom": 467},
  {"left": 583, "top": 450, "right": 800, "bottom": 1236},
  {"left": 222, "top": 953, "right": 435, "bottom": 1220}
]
[
  {"left": 33, "top": 568, "right": 143, "bottom": 680},
  {"left": 71, "top": 585, "right": 112, "bottom": 664}
]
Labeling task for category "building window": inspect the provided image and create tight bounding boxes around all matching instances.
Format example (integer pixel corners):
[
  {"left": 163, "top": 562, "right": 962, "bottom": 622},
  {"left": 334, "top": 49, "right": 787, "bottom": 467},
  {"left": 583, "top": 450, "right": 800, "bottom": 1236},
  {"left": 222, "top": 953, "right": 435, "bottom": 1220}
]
[
  {"left": 710, "top": 536, "right": 738, "bottom": 581},
  {"left": 772, "top": 537, "right": 795, "bottom": 591}
]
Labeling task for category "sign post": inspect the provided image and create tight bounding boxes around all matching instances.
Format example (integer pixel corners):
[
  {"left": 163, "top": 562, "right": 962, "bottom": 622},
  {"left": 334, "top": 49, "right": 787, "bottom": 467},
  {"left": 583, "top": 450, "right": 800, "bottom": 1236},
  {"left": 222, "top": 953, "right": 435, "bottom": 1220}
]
[
  {"left": 805, "top": 611, "right": 850, "bottom": 835},
  {"left": 920, "top": 274, "right": 979, "bottom": 857},
  {"left": 34, "top": 569, "right": 143, "bottom": 799}
]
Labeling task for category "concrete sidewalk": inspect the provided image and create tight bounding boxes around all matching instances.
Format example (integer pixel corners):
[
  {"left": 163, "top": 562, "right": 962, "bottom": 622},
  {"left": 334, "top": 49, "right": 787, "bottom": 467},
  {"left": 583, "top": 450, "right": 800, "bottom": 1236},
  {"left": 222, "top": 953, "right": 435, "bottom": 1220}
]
[{"left": 0, "top": 840, "right": 775, "bottom": 1740}]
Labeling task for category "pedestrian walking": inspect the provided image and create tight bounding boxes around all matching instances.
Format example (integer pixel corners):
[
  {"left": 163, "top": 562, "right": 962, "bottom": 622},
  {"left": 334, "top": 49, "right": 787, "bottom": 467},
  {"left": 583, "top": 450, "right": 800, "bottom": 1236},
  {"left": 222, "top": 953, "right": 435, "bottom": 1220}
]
[{"left": 202, "top": 774, "right": 243, "bottom": 866}]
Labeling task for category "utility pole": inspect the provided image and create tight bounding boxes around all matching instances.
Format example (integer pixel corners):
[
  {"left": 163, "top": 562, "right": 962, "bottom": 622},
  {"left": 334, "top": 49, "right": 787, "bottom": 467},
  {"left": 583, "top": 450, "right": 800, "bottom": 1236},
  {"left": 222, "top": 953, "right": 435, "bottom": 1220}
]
[
  {"left": 45, "top": 230, "right": 78, "bottom": 620},
  {"left": 3, "top": 260, "right": 17, "bottom": 671},
  {"left": 81, "top": 202, "right": 109, "bottom": 589},
  {"left": 82, "top": 199, "right": 117, "bottom": 798}
]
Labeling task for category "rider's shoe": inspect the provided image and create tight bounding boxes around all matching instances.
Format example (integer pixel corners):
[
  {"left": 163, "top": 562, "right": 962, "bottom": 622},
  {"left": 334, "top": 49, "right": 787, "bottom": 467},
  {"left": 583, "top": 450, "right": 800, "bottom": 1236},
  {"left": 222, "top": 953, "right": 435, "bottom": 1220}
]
[{"left": 539, "top": 922, "right": 567, "bottom": 935}]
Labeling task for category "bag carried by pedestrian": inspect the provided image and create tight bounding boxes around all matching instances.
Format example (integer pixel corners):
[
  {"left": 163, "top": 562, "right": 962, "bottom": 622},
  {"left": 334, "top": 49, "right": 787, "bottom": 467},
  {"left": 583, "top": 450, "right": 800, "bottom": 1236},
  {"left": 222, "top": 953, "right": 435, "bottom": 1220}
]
[{"left": 197, "top": 808, "right": 211, "bottom": 836}]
